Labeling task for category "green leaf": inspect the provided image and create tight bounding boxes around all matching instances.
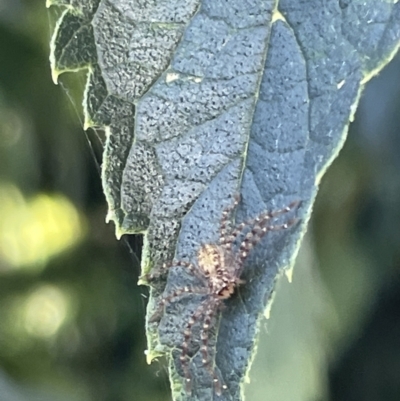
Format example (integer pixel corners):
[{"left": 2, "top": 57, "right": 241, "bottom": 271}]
[{"left": 49, "top": 0, "right": 400, "bottom": 400}]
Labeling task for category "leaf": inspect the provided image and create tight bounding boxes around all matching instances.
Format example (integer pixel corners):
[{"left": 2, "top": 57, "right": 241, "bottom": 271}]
[{"left": 48, "top": 0, "right": 400, "bottom": 400}]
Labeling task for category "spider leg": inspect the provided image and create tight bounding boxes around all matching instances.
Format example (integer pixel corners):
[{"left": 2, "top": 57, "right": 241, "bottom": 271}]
[
  {"left": 223, "top": 200, "right": 300, "bottom": 250},
  {"left": 200, "top": 301, "right": 227, "bottom": 395},
  {"left": 180, "top": 300, "right": 209, "bottom": 395},
  {"left": 149, "top": 286, "right": 208, "bottom": 323},
  {"left": 174, "top": 260, "right": 209, "bottom": 283},
  {"left": 219, "top": 194, "right": 240, "bottom": 246},
  {"left": 143, "top": 260, "right": 206, "bottom": 284},
  {"left": 237, "top": 217, "right": 299, "bottom": 267}
]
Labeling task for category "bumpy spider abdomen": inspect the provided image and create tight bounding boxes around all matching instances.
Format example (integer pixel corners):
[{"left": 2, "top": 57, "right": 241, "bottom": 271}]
[
  {"left": 197, "top": 243, "right": 241, "bottom": 299},
  {"left": 197, "top": 244, "right": 225, "bottom": 277}
]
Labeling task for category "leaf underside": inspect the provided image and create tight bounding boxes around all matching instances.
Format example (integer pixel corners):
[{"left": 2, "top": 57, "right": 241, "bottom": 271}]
[{"left": 49, "top": 0, "right": 400, "bottom": 400}]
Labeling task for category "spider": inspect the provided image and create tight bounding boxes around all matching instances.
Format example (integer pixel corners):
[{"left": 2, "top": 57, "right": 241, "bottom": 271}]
[{"left": 146, "top": 195, "right": 300, "bottom": 395}]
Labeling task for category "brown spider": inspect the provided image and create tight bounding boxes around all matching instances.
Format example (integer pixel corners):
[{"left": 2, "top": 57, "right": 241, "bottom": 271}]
[{"left": 147, "top": 195, "right": 300, "bottom": 395}]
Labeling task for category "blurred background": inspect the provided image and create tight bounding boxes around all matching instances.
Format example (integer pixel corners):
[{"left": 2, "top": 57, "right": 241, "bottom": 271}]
[{"left": 0, "top": 1, "right": 400, "bottom": 401}]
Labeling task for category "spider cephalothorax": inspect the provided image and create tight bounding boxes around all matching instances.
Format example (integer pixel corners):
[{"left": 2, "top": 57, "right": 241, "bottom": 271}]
[
  {"left": 197, "top": 243, "right": 244, "bottom": 300},
  {"left": 146, "top": 195, "right": 300, "bottom": 395}
]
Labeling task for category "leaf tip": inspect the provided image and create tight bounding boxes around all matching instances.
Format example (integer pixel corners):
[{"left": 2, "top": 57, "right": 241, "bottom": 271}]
[
  {"left": 137, "top": 276, "right": 148, "bottom": 286},
  {"left": 51, "top": 68, "right": 60, "bottom": 85},
  {"left": 285, "top": 266, "right": 294, "bottom": 283},
  {"left": 83, "top": 118, "right": 92, "bottom": 131},
  {"left": 115, "top": 228, "right": 124, "bottom": 240},
  {"left": 145, "top": 348, "right": 162, "bottom": 365}
]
